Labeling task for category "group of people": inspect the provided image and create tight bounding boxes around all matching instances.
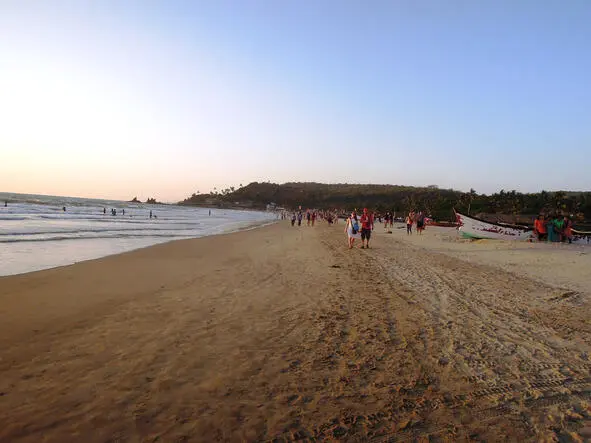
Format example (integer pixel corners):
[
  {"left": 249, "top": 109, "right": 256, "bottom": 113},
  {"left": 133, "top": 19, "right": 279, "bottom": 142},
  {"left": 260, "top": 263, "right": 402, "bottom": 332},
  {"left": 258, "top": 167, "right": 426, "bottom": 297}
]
[
  {"left": 405, "top": 211, "right": 427, "bottom": 235},
  {"left": 103, "top": 207, "right": 126, "bottom": 216},
  {"left": 101, "top": 207, "right": 157, "bottom": 219},
  {"left": 286, "top": 206, "right": 430, "bottom": 249},
  {"left": 344, "top": 208, "right": 374, "bottom": 249},
  {"left": 534, "top": 214, "right": 574, "bottom": 243},
  {"left": 290, "top": 210, "right": 315, "bottom": 227},
  {"left": 289, "top": 209, "right": 340, "bottom": 227}
]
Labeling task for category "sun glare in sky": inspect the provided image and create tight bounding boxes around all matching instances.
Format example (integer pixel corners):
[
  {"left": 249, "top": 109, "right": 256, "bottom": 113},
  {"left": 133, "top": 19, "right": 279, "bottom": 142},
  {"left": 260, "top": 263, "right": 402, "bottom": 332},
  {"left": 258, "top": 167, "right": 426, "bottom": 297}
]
[{"left": 2, "top": 1, "right": 590, "bottom": 201}]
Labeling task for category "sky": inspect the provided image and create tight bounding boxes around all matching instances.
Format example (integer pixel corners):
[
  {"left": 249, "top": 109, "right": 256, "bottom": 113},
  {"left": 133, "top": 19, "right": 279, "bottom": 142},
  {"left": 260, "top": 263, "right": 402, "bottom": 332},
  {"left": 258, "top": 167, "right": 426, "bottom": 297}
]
[{"left": 1, "top": 0, "right": 590, "bottom": 202}]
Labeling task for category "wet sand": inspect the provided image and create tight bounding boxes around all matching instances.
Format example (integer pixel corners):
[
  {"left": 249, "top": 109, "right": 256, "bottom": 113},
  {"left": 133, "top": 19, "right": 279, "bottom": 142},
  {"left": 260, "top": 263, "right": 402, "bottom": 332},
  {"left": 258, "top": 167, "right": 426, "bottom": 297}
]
[{"left": 1, "top": 222, "right": 590, "bottom": 442}]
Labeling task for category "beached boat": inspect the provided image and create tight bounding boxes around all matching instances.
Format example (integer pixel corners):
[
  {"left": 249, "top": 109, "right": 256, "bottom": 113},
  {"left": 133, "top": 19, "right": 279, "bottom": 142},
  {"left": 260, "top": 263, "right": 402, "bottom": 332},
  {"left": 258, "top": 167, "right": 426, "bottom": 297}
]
[
  {"left": 572, "top": 229, "right": 591, "bottom": 245},
  {"left": 455, "top": 212, "right": 533, "bottom": 241},
  {"left": 455, "top": 211, "right": 591, "bottom": 244}
]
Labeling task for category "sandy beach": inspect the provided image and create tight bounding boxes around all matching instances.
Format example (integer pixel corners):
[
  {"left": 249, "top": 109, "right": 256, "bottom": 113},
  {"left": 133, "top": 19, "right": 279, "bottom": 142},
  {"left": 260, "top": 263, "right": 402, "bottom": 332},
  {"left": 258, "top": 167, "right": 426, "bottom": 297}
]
[{"left": 1, "top": 222, "right": 590, "bottom": 442}]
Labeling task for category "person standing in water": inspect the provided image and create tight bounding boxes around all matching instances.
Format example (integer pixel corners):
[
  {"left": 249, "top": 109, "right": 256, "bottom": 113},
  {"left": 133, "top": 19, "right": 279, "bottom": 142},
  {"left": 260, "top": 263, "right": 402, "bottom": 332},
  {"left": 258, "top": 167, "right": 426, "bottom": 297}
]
[{"left": 149, "top": 210, "right": 153, "bottom": 219}]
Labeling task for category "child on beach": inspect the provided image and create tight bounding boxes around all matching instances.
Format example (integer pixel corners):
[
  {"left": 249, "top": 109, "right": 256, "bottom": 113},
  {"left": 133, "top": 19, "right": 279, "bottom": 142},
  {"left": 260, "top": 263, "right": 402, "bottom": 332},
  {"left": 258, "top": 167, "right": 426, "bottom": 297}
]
[{"left": 406, "top": 214, "right": 413, "bottom": 235}]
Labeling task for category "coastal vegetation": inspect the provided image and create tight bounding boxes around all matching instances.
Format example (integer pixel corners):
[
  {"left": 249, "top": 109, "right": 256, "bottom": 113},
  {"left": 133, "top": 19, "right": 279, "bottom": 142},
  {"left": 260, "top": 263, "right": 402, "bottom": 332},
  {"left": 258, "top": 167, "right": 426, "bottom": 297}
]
[{"left": 180, "top": 182, "right": 591, "bottom": 222}]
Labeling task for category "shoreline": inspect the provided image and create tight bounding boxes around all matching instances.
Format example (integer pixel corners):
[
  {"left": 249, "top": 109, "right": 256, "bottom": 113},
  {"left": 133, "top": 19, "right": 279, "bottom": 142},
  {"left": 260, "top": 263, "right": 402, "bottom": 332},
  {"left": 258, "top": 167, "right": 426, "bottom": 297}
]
[
  {"left": 0, "top": 217, "right": 276, "bottom": 278},
  {"left": 1, "top": 222, "right": 590, "bottom": 441}
]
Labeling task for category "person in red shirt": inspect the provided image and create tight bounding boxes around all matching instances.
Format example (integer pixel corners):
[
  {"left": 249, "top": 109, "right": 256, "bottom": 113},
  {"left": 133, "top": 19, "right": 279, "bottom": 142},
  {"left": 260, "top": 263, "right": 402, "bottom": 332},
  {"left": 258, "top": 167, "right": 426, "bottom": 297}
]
[
  {"left": 360, "top": 208, "right": 374, "bottom": 249},
  {"left": 533, "top": 215, "right": 547, "bottom": 241}
]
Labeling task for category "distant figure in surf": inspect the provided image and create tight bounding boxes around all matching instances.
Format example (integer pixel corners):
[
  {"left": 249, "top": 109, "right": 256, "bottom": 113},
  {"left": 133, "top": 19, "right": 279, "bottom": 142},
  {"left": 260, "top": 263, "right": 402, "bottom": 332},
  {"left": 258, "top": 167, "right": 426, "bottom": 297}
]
[
  {"left": 4, "top": 201, "right": 7, "bottom": 207},
  {"left": 122, "top": 209, "right": 125, "bottom": 216},
  {"left": 103, "top": 207, "right": 106, "bottom": 214},
  {"left": 209, "top": 210, "right": 211, "bottom": 216},
  {"left": 149, "top": 210, "right": 153, "bottom": 219},
  {"left": 63, "top": 206, "right": 66, "bottom": 212}
]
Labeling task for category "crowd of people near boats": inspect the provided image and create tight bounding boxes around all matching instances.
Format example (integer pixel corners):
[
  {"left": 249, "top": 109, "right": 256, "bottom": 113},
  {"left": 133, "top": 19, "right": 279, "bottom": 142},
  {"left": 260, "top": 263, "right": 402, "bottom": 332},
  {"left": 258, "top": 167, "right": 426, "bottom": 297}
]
[{"left": 533, "top": 214, "right": 575, "bottom": 243}]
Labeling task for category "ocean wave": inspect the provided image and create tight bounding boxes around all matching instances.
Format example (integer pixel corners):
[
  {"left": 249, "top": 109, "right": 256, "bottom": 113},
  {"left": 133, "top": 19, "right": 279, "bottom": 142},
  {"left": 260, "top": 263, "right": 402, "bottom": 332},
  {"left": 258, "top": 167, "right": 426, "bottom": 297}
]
[
  {"left": 0, "top": 226, "right": 200, "bottom": 236},
  {"left": 0, "top": 232, "right": 198, "bottom": 244}
]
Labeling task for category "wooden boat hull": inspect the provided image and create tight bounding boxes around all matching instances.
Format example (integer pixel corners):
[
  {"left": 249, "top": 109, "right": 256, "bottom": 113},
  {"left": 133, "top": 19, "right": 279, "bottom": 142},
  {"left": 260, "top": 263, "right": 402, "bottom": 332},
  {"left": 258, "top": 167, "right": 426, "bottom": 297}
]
[
  {"left": 456, "top": 212, "right": 591, "bottom": 244},
  {"left": 572, "top": 230, "right": 591, "bottom": 245},
  {"left": 455, "top": 212, "right": 533, "bottom": 241}
]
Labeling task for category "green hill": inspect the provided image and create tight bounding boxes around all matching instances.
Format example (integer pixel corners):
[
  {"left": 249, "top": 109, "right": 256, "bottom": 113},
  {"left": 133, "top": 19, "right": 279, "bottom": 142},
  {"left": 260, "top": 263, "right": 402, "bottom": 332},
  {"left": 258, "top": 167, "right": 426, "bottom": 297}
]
[{"left": 180, "top": 182, "right": 591, "bottom": 222}]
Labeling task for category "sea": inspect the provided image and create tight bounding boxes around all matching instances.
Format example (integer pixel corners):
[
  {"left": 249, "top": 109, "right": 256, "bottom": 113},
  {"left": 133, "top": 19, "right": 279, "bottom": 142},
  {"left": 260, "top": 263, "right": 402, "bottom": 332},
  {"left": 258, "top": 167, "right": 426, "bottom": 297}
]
[{"left": 0, "top": 192, "right": 276, "bottom": 276}]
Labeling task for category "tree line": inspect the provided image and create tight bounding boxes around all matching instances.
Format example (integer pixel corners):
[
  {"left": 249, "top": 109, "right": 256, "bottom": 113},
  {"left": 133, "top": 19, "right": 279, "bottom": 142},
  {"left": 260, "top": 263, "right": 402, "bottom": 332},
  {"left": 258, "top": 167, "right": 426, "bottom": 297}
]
[{"left": 180, "top": 182, "right": 591, "bottom": 223}]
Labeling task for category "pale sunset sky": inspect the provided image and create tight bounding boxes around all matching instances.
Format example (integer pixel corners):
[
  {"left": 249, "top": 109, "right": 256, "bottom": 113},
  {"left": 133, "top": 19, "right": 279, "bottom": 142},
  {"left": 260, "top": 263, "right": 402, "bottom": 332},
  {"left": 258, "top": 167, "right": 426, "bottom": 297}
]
[{"left": 1, "top": 0, "right": 590, "bottom": 202}]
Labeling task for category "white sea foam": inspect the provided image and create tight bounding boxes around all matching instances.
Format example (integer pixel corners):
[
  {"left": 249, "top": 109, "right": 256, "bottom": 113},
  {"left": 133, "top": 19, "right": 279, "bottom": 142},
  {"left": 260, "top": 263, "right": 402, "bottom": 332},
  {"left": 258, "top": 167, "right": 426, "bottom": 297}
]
[{"left": 0, "top": 192, "right": 275, "bottom": 276}]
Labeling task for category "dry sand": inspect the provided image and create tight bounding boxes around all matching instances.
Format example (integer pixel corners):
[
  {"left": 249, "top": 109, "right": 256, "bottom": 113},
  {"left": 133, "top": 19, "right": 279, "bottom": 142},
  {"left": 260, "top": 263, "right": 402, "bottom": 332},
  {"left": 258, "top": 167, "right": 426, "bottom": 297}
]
[{"left": 1, "top": 222, "right": 590, "bottom": 442}]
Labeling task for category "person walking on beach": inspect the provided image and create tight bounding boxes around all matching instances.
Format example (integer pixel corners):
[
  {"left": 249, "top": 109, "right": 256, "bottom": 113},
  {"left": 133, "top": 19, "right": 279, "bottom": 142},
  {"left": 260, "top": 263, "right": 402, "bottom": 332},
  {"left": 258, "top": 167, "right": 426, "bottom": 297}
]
[
  {"left": 416, "top": 211, "right": 425, "bottom": 235},
  {"left": 360, "top": 208, "right": 374, "bottom": 249},
  {"left": 297, "top": 211, "right": 303, "bottom": 226},
  {"left": 306, "top": 210, "right": 311, "bottom": 226},
  {"left": 345, "top": 211, "right": 361, "bottom": 249},
  {"left": 312, "top": 211, "right": 317, "bottom": 226},
  {"left": 406, "top": 213, "right": 413, "bottom": 235},
  {"left": 291, "top": 213, "right": 296, "bottom": 226}
]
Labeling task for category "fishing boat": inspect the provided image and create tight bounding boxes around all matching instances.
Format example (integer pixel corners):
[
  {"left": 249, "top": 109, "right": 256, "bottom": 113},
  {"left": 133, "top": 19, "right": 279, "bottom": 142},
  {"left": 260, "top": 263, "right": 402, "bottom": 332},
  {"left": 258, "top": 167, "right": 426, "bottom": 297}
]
[
  {"left": 455, "top": 211, "right": 591, "bottom": 244},
  {"left": 455, "top": 211, "right": 533, "bottom": 241},
  {"left": 572, "top": 229, "right": 591, "bottom": 245}
]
